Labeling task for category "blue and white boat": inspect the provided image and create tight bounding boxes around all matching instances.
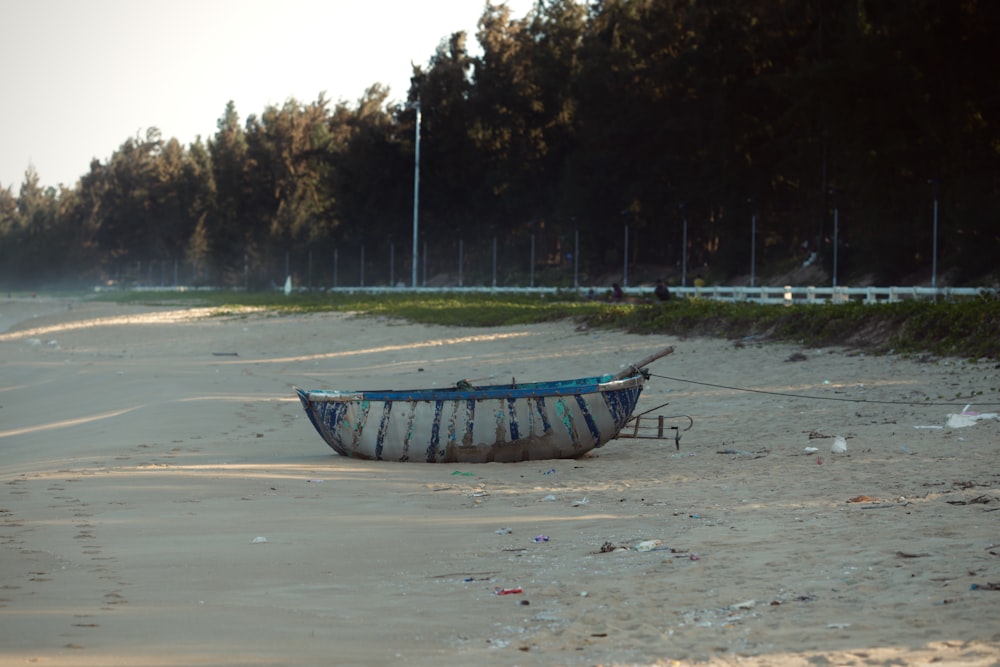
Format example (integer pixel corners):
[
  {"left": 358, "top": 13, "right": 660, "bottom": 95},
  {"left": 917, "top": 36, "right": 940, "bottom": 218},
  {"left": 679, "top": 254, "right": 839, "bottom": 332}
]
[{"left": 295, "top": 346, "right": 673, "bottom": 463}]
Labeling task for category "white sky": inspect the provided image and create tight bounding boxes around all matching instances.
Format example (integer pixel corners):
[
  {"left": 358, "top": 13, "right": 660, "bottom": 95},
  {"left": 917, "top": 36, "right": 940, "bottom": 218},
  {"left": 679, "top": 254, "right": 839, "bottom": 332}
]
[{"left": 2, "top": 0, "right": 536, "bottom": 191}]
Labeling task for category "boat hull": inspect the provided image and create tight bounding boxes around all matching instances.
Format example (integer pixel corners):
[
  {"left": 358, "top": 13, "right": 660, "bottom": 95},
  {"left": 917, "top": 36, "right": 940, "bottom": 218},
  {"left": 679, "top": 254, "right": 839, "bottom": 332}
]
[{"left": 296, "top": 374, "right": 645, "bottom": 463}]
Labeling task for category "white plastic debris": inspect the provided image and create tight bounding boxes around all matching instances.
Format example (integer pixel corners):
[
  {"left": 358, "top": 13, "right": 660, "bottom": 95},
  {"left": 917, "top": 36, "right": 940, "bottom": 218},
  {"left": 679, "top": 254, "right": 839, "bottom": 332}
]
[
  {"left": 804, "top": 446, "right": 819, "bottom": 453},
  {"left": 830, "top": 436, "right": 848, "bottom": 454},
  {"left": 250, "top": 536, "right": 268, "bottom": 544},
  {"left": 946, "top": 408, "right": 999, "bottom": 428},
  {"left": 634, "top": 539, "right": 664, "bottom": 552}
]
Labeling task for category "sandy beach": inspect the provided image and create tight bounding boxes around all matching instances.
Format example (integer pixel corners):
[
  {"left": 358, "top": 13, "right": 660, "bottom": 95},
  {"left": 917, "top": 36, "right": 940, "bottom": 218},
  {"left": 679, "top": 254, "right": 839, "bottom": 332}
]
[{"left": 1, "top": 296, "right": 998, "bottom": 667}]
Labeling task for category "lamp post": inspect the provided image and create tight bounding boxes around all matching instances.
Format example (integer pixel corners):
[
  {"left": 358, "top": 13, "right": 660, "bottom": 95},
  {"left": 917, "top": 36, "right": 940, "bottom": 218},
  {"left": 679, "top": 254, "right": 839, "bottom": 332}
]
[
  {"left": 411, "top": 101, "right": 421, "bottom": 288},
  {"left": 929, "top": 178, "right": 940, "bottom": 289}
]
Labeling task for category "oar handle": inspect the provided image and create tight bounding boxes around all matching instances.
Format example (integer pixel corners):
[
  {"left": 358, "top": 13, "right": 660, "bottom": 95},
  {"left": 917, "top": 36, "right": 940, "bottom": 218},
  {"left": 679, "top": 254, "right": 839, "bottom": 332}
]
[{"left": 613, "top": 345, "right": 675, "bottom": 380}]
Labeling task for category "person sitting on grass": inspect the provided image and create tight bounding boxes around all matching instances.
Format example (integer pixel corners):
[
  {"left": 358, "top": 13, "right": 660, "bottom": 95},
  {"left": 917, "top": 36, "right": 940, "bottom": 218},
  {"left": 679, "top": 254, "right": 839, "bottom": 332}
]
[{"left": 654, "top": 279, "right": 671, "bottom": 302}]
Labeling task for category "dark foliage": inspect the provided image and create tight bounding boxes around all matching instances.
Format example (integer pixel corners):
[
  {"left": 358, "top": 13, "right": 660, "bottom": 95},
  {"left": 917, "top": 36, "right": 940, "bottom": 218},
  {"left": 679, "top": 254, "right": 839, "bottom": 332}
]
[{"left": 2, "top": 0, "right": 997, "bottom": 290}]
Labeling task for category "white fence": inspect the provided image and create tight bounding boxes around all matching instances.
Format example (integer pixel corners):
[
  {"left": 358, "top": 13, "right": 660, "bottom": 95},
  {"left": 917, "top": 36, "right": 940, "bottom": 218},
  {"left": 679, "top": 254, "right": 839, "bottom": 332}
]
[
  {"left": 666, "top": 285, "right": 986, "bottom": 305},
  {"left": 317, "top": 284, "right": 988, "bottom": 305},
  {"left": 120, "top": 283, "right": 990, "bottom": 305}
]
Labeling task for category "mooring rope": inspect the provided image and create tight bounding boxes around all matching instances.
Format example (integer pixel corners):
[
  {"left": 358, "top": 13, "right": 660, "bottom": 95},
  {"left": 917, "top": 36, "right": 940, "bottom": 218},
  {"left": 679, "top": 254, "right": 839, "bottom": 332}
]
[{"left": 648, "top": 372, "right": 1000, "bottom": 408}]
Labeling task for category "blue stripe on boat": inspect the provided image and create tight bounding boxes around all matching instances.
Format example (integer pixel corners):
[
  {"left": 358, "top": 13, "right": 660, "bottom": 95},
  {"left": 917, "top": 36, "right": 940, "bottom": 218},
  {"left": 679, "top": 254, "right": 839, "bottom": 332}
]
[
  {"left": 535, "top": 396, "right": 551, "bottom": 433},
  {"left": 575, "top": 393, "right": 601, "bottom": 444},
  {"left": 507, "top": 398, "right": 520, "bottom": 441},
  {"left": 464, "top": 399, "right": 475, "bottom": 446},
  {"left": 322, "top": 402, "right": 350, "bottom": 456},
  {"left": 349, "top": 400, "right": 372, "bottom": 454},
  {"left": 603, "top": 384, "right": 641, "bottom": 429},
  {"left": 426, "top": 400, "right": 444, "bottom": 462},
  {"left": 375, "top": 401, "right": 393, "bottom": 460},
  {"left": 554, "top": 397, "right": 578, "bottom": 446},
  {"left": 401, "top": 403, "right": 416, "bottom": 462}
]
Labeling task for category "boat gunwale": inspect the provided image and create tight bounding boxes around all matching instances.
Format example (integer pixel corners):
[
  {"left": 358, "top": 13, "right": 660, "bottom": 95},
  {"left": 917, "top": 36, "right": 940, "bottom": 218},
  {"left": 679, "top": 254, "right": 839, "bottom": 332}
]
[{"left": 296, "top": 373, "right": 643, "bottom": 404}]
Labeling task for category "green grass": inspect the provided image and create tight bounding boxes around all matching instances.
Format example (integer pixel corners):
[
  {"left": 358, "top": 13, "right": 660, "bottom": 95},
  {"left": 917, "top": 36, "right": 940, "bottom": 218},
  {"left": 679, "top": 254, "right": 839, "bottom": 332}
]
[{"left": 93, "top": 289, "right": 1000, "bottom": 359}]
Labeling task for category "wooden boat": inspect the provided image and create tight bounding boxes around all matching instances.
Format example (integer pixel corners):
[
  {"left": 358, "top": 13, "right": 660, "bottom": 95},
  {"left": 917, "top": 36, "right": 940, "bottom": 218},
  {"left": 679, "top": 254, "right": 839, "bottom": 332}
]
[{"left": 295, "top": 346, "right": 674, "bottom": 463}]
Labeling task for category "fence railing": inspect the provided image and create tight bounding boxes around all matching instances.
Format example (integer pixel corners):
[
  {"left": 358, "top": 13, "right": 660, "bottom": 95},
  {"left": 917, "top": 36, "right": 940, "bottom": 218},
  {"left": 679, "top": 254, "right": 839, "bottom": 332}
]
[
  {"left": 305, "top": 284, "right": 989, "bottom": 304},
  {"left": 666, "top": 285, "right": 986, "bottom": 304},
  {"left": 117, "top": 282, "right": 990, "bottom": 304}
]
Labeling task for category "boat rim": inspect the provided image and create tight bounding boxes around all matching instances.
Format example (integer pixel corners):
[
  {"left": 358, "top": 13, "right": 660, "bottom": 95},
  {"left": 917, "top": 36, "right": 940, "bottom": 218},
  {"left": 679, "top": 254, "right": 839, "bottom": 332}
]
[{"left": 295, "top": 373, "right": 645, "bottom": 403}]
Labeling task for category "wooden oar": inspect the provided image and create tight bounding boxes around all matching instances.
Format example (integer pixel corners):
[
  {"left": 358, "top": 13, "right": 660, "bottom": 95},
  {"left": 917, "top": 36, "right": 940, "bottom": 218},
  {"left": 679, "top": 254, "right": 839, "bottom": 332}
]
[{"left": 612, "top": 345, "right": 675, "bottom": 380}]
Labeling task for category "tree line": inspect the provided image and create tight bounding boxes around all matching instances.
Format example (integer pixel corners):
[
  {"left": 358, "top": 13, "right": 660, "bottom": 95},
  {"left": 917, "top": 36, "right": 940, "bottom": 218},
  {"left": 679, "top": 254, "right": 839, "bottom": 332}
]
[{"left": 1, "top": 0, "right": 996, "bottom": 290}]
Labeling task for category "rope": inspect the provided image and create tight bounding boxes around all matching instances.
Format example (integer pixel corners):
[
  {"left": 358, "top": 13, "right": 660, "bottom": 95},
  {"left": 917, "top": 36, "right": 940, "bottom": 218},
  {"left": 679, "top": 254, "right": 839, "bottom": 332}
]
[{"left": 648, "top": 373, "right": 1000, "bottom": 408}]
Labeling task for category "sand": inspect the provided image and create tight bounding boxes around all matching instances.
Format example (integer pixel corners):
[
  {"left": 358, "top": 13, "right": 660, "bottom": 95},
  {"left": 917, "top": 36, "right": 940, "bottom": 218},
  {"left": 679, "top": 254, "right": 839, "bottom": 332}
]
[{"left": 1, "top": 296, "right": 998, "bottom": 667}]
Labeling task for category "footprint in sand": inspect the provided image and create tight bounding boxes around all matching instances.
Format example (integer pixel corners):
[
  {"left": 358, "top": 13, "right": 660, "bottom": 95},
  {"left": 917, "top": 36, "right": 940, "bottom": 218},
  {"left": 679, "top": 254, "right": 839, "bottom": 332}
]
[{"left": 102, "top": 591, "right": 128, "bottom": 608}]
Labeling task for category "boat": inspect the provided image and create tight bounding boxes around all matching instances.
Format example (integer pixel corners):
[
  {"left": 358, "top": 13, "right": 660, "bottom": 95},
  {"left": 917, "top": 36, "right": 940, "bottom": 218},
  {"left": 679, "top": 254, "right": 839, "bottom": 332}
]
[{"left": 295, "top": 346, "right": 674, "bottom": 463}]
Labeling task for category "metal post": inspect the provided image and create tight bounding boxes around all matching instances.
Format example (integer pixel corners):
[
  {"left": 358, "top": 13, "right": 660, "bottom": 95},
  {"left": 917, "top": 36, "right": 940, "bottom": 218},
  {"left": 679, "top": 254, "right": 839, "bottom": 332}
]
[
  {"left": 530, "top": 233, "right": 535, "bottom": 288},
  {"left": 623, "top": 224, "right": 629, "bottom": 287},
  {"left": 411, "top": 101, "right": 421, "bottom": 288},
  {"left": 750, "top": 213, "right": 756, "bottom": 288},
  {"left": 680, "top": 205, "right": 688, "bottom": 287},
  {"left": 929, "top": 179, "right": 940, "bottom": 289},
  {"left": 932, "top": 196, "right": 938, "bottom": 288},
  {"left": 832, "top": 203, "right": 839, "bottom": 288},
  {"left": 573, "top": 225, "right": 579, "bottom": 289}
]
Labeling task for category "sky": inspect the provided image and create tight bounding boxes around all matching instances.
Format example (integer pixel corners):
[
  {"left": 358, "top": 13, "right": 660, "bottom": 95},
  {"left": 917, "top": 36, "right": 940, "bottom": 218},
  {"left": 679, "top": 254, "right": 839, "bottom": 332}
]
[{"left": 2, "top": 0, "right": 536, "bottom": 191}]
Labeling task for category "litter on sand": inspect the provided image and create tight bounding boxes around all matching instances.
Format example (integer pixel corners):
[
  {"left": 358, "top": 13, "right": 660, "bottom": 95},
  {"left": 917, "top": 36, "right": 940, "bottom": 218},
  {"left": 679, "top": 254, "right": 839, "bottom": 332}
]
[{"left": 946, "top": 407, "right": 999, "bottom": 429}]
